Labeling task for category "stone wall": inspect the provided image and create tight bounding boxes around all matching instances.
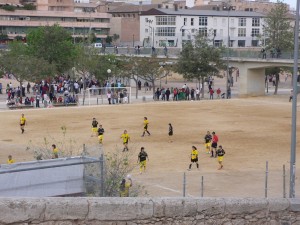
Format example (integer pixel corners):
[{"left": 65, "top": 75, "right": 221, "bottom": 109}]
[{"left": 0, "top": 197, "right": 300, "bottom": 225}]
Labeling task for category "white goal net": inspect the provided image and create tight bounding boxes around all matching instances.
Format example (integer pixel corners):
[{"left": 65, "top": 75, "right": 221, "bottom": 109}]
[{"left": 87, "top": 87, "right": 132, "bottom": 106}]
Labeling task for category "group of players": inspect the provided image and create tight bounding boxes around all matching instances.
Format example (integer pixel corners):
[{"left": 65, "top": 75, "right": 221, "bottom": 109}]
[
  {"left": 90, "top": 116, "right": 225, "bottom": 172},
  {"left": 91, "top": 116, "right": 151, "bottom": 174},
  {"left": 17, "top": 113, "right": 225, "bottom": 171}
]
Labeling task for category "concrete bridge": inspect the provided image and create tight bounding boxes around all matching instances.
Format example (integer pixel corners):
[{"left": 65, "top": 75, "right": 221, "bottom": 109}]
[{"left": 103, "top": 47, "right": 298, "bottom": 97}]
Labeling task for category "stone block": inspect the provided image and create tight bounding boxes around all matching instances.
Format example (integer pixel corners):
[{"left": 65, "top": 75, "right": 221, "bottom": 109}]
[
  {"left": 0, "top": 198, "right": 46, "bottom": 224},
  {"left": 224, "top": 198, "right": 268, "bottom": 215},
  {"left": 268, "top": 199, "right": 290, "bottom": 212},
  {"left": 87, "top": 198, "right": 153, "bottom": 221},
  {"left": 289, "top": 199, "right": 300, "bottom": 212},
  {"left": 158, "top": 198, "right": 185, "bottom": 218},
  {"left": 196, "top": 198, "right": 226, "bottom": 216},
  {"left": 44, "top": 198, "right": 89, "bottom": 220}
]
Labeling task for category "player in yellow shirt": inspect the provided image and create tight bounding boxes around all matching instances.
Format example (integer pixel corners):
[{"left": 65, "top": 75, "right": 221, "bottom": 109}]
[
  {"left": 121, "top": 130, "right": 130, "bottom": 151},
  {"left": 20, "top": 113, "right": 26, "bottom": 134},
  {"left": 52, "top": 144, "right": 59, "bottom": 158},
  {"left": 7, "top": 155, "right": 15, "bottom": 164},
  {"left": 97, "top": 125, "right": 105, "bottom": 144},
  {"left": 188, "top": 146, "right": 199, "bottom": 170},
  {"left": 119, "top": 177, "right": 132, "bottom": 197},
  {"left": 141, "top": 117, "right": 151, "bottom": 137},
  {"left": 91, "top": 118, "right": 98, "bottom": 137}
]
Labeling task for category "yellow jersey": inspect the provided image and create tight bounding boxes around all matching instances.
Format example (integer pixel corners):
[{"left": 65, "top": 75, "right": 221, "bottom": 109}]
[
  {"left": 7, "top": 159, "right": 15, "bottom": 164},
  {"left": 20, "top": 116, "right": 26, "bottom": 125},
  {"left": 191, "top": 150, "right": 198, "bottom": 160},
  {"left": 144, "top": 120, "right": 149, "bottom": 127},
  {"left": 121, "top": 133, "right": 130, "bottom": 143},
  {"left": 53, "top": 148, "right": 59, "bottom": 154},
  {"left": 120, "top": 182, "right": 131, "bottom": 197}
]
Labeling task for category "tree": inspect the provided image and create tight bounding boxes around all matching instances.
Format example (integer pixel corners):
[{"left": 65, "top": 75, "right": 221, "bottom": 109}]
[
  {"left": 135, "top": 56, "right": 165, "bottom": 97},
  {"left": 112, "top": 34, "right": 120, "bottom": 44},
  {"left": 174, "top": 34, "right": 224, "bottom": 97},
  {"left": 26, "top": 24, "right": 78, "bottom": 74},
  {"left": 264, "top": 1, "right": 294, "bottom": 51},
  {"left": 105, "top": 36, "right": 112, "bottom": 45},
  {"left": 0, "top": 42, "right": 55, "bottom": 89}
]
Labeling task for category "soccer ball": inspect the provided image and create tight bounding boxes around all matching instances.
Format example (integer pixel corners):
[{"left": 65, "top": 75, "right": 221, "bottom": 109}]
[{"left": 126, "top": 174, "right": 131, "bottom": 179}]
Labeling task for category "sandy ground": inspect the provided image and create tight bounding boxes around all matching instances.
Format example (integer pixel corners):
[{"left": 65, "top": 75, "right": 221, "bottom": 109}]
[{"left": 0, "top": 94, "right": 299, "bottom": 198}]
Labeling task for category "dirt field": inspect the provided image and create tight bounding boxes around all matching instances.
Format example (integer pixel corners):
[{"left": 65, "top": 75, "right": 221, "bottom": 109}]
[{"left": 0, "top": 94, "right": 299, "bottom": 198}]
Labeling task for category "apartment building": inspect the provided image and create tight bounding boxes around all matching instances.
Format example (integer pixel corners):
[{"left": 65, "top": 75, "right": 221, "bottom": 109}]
[
  {"left": 140, "top": 7, "right": 265, "bottom": 48},
  {"left": 0, "top": 3, "right": 111, "bottom": 41}
]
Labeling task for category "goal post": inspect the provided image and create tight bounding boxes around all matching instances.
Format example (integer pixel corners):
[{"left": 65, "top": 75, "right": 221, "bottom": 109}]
[{"left": 87, "top": 87, "right": 132, "bottom": 106}]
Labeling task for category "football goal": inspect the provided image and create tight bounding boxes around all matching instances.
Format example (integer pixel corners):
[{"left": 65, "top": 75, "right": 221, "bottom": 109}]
[{"left": 87, "top": 87, "right": 132, "bottom": 106}]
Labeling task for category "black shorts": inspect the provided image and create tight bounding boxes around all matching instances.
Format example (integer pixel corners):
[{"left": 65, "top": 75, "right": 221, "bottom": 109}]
[
  {"left": 191, "top": 158, "right": 198, "bottom": 163},
  {"left": 212, "top": 142, "right": 217, "bottom": 148},
  {"left": 169, "top": 131, "right": 173, "bottom": 136}
]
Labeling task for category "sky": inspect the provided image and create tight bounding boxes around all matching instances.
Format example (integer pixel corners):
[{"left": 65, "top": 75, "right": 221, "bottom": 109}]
[{"left": 276, "top": 0, "right": 296, "bottom": 10}]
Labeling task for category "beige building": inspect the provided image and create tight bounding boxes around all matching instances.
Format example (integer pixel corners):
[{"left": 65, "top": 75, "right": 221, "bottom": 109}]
[
  {"left": 193, "top": 0, "right": 289, "bottom": 13},
  {"left": 0, "top": 8, "right": 110, "bottom": 40}
]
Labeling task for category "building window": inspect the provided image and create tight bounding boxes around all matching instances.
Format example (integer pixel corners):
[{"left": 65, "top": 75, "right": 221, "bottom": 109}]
[
  {"left": 156, "top": 16, "right": 176, "bottom": 25},
  {"left": 156, "top": 27, "right": 176, "bottom": 36},
  {"left": 238, "top": 40, "right": 245, "bottom": 47},
  {"left": 199, "top": 16, "right": 207, "bottom": 26},
  {"left": 222, "top": 18, "right": 226, "bottom": 26},
  {"left": 214, "top": 40, "right": 222, "bottom": 47},
  {"left": 252, "top": 18, "right": 260, "bottom": 26},
  {"left": 220, "top": 29, "right": 223, "bottom": 36},
  {"left": 145, "top": 28, "right": 149, "bottom": 33},
  {"left": 238, "top": 28, "right": 246, "bottom": 37},
  {"left": 184, "top": 18, "right": 187, "bottom": 25},
  {"left": 191, "top": 18, "right": 194, "bottom": 26},
  {"left": 145, "top": 18, "right": 148, "bottom": 22},
  {"left": 213, "top": 18, "right": 217, "bottom": 26},
  {"left": 238, "top": 18, "right": 246, "bottom": 26},
  {"left": 181, "top": 29, "right": 185, "bottom": 36},
  {"left": 251, "top": 28, "right": 260, "bottom": 37},
  {"left": 252, "top": 40, "right": 259, "bottom": 46},
  {"left": 199, "top": 27, "right": 207, "bottom": 36}
]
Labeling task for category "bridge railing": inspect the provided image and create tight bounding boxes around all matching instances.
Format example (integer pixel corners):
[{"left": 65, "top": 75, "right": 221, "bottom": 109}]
[{"left": 99, "top": 47, "right": 297, "bottom": 60}]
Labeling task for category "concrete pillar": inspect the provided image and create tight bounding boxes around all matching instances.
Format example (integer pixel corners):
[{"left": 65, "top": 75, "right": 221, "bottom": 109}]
[{"left": 238, "top": 66, "right": 265, "bottom": 97}]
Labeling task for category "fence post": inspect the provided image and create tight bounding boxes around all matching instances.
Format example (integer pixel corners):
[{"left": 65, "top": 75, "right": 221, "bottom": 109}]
[
  {"left": 265, "top": 161, "right": 268, "bottom": 198},
  {"left": 97, "top": 98, "right": 98, "bottom": 105},
  {"left": 283, "top": 164, "right": 286, "bottom": 198},
  {"left": 83, "top": 144, "right": 86, "bottom": 154},
  {"left": 183, "top": 172, "right": 186, "bottom": 197},
  {"left": 201, "top": 176, "right": 204, "bottom": 197},
  {"left": 100, "top": 154, "right": 104, "bottom": 197}
]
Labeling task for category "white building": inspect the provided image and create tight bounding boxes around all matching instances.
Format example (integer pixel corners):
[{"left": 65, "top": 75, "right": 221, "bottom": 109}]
[{"left": 140, "top": 8, "right": 265, "bottom": 48}]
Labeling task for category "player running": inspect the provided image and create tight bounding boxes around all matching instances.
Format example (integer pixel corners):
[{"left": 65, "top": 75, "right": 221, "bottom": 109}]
[
  {"left": 188, "top": 146, "right": 199, "bottom": 171},
  {"left": 216, "top": 145, "right": 226, "bottom": 170},
  {"left": 121, "top": 130, "right": 130, "bottom": 151},
  {"left": 204, "top": 131, "right": 212, "bottom": 154},
  {"left": 97, "top": 125, "right": 105, "bottom": 144},
  {"left": 137, "top": 147, "right": 149, "bottom": 174},
  {"left": 91, "top": 118, "right": 99, "bottom": 137},
  {"left": 20, "top": 113, "right": 26, "bottom": 134},
  {"left": 141, "top": 117, "right": 151, "bottom": 137}
]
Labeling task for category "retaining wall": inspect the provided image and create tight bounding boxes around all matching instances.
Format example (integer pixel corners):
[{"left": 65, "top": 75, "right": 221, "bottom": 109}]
[{"left": 0, "top": 197, "right": 300, "bottom": 225}]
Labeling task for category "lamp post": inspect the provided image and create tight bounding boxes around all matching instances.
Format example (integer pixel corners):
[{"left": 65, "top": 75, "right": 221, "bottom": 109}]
[
  {"left": 132, "top": 34, "right": 135, "bottom": 47},
  {"left": 289, "top": 0, "right": 300, "bottom": 198},
  {"left": 223, "top": 4, "right": 235, "bottom": 99}
]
